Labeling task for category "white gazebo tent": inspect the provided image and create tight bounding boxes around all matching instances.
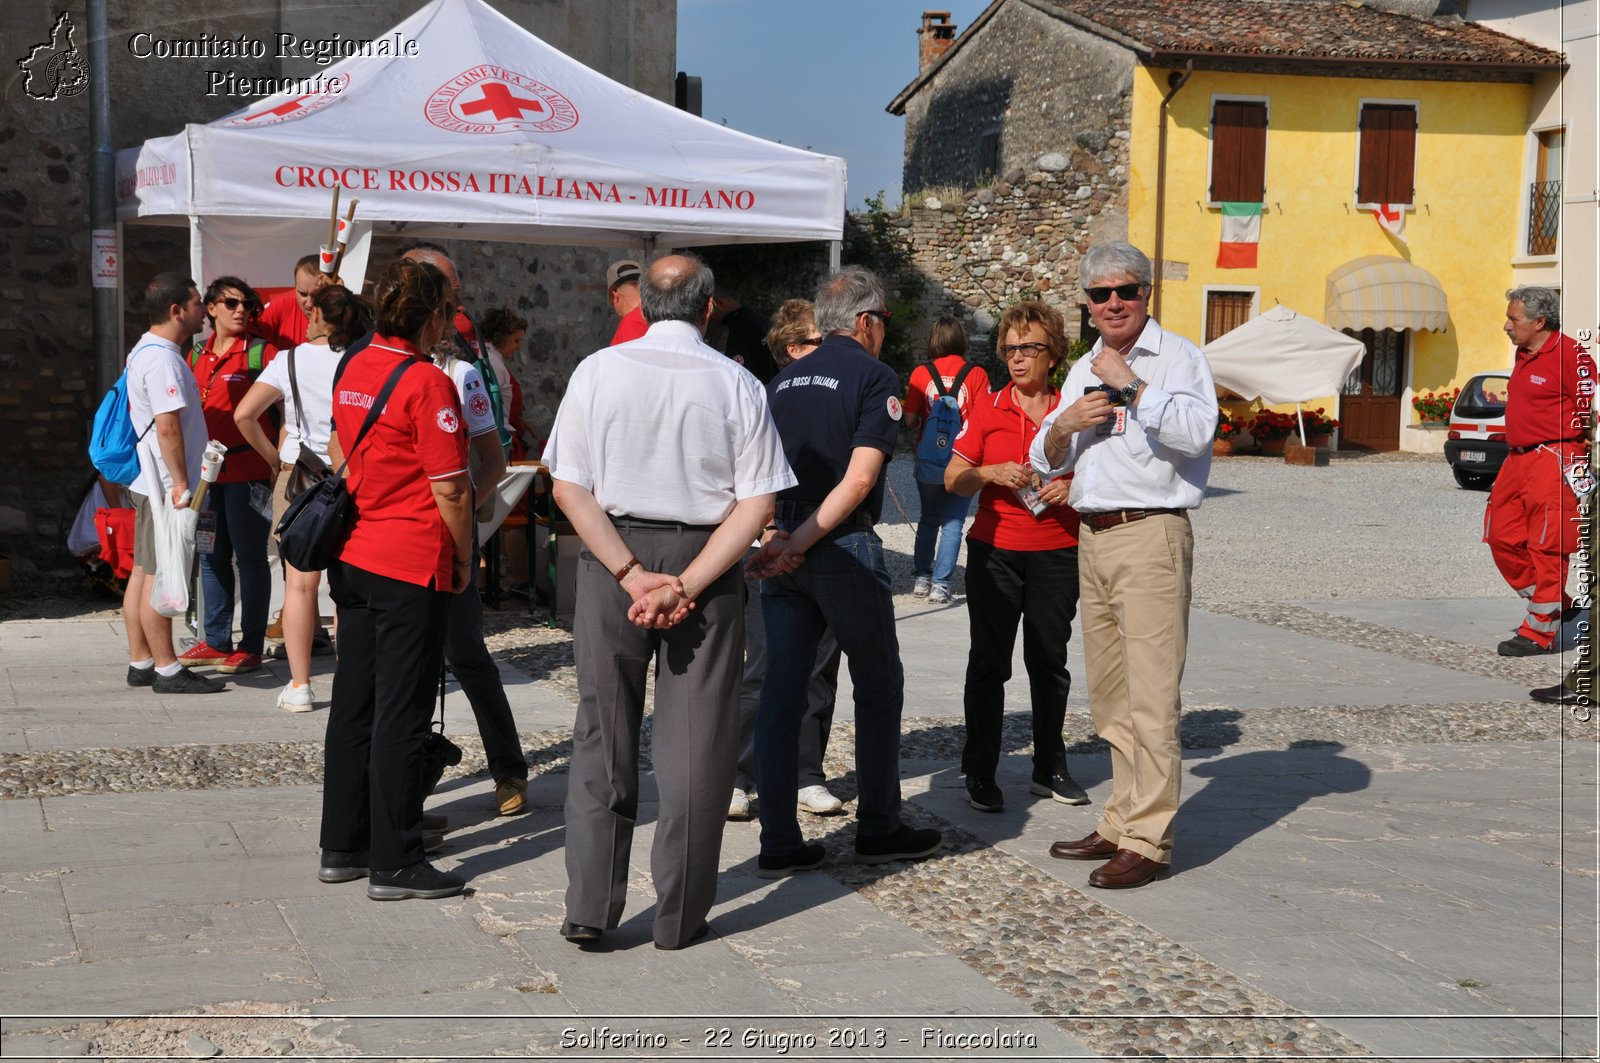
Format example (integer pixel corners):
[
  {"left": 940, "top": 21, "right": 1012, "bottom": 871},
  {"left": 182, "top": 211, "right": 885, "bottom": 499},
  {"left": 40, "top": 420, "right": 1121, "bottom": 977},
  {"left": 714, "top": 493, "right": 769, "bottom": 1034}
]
[
  {"left": 1202, "top": 304, "right": 1367, "bottom": 443},
  {"left": 114, "top": 0, "right": 847, "bottom": 287}
]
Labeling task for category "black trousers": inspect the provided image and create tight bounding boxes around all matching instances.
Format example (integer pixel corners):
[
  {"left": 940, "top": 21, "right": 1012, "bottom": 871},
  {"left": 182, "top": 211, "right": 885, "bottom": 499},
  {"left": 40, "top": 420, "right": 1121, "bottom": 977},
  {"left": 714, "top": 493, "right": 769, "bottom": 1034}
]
[
  {"left": 961, "top": 539, "right": 1079, "bottom": 779},
  {"left": 446, "top": 582, "right": 529, "bottom": 783},
  {"left": 321, "top": 561, "right": 450, "bottom": 871}
]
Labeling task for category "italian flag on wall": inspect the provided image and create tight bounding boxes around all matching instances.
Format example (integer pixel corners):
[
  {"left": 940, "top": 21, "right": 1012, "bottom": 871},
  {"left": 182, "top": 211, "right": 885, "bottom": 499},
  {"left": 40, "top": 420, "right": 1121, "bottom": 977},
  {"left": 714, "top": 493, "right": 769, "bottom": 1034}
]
[{"left": 1217, "top": 202, "right": 1262, "bottom": 269}]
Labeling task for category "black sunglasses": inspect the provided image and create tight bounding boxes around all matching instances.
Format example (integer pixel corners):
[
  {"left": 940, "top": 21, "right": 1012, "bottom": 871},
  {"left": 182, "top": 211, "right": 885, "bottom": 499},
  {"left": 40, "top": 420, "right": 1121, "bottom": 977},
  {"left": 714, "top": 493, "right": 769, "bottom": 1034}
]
[
  {"left": 861, "top": 309, "right": 892, "bottom": 323},
  {"left": 216, "top": 296, "right": 259, "bottom": 312},
  {"left": 1083, "top": 283, "right": 1146, "bottom": 305}
]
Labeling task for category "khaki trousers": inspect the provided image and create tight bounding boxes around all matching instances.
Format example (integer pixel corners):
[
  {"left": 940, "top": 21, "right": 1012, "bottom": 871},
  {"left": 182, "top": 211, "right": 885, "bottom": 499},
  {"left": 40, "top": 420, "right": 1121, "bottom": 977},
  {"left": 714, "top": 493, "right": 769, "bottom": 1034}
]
[{"left": 1078, "top": 512, "right": 1193, "bottom": 863}]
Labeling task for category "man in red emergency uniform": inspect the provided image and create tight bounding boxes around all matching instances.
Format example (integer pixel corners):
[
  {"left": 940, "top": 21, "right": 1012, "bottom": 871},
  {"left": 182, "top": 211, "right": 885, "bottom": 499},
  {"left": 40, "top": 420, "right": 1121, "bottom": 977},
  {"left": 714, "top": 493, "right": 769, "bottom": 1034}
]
[{"left": 1487, "top": 286, "right": 1595, "bottom": 656}]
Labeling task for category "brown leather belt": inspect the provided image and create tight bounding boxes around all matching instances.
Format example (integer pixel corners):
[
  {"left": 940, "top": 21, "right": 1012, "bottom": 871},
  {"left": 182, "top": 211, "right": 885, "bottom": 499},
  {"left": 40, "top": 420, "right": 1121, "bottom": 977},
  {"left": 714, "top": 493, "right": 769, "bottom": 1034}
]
[{"left": 1081, "top": 508, "right": 1186, "bottom": 532}]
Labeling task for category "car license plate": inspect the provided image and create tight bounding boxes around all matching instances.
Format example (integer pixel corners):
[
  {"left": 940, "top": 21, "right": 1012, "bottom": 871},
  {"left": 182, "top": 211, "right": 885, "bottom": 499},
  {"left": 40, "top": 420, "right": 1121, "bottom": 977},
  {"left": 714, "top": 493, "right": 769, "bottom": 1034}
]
[{"left": 1461, "top": 450, "right": 1487, "bottom": 463}]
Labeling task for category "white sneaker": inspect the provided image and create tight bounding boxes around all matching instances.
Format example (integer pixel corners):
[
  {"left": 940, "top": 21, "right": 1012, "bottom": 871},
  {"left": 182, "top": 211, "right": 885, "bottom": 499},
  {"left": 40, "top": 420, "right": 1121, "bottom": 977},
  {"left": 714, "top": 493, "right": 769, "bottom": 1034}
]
[
  {"left": 928, "top": 584, "right": 953, "bottom": 605},
  {"left": 797, "top": 784, "right": 843, "bottom": 815},
  {"left": 728, "top": 787, "right": 754, "bottom": 820},
  {"left": 912, "top": 576, "right": 932, "bottom": 597},
  {"left": 277, "top": 681, "right": 316, "bottom": 713}
]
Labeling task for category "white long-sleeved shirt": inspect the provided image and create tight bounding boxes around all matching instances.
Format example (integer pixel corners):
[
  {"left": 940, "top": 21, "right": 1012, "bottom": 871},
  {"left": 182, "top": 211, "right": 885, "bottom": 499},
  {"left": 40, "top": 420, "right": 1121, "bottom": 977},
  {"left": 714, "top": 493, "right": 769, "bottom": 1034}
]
[{"left": 1030, "top": 317, "right": 1218, "bottom": 512}]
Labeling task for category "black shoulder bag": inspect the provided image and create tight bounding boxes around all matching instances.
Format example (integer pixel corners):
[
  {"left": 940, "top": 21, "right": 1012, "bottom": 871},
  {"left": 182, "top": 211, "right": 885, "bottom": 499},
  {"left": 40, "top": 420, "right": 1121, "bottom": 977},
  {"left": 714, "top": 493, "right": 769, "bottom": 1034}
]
[
  {"left": 276, "top": 359, "right": 414, "bottom": 572},
  {"left": 282, "top": 345, "right": 335, "bottom": 501}
]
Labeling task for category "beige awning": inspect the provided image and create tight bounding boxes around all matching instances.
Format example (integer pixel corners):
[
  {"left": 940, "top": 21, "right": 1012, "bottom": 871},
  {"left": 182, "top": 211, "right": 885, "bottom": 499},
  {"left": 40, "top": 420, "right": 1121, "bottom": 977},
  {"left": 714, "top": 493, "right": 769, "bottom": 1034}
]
[{"left": 1324, "top": 256, "right": 1450, "bottom": 333}]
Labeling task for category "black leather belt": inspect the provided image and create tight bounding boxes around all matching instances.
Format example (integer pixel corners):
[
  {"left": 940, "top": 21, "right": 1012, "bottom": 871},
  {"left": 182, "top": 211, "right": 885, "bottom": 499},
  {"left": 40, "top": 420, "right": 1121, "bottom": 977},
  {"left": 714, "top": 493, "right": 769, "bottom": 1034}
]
[
  {"left": 609, "top": 514, "right": 718, "bottom": 533},
  {"left": 1508, "top": 441, "right": 1572, "bottom": 454},
  {"left": 774, "top": 499, "right": 872, "bottom": 533},
  {"left": 1081, "top": 508, "right": 1186, "bottom": 532}
]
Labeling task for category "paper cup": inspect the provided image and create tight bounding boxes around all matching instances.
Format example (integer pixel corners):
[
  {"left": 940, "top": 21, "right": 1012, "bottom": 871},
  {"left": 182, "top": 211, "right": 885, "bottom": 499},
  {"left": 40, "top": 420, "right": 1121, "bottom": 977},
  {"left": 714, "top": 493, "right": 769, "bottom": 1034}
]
[
  {"left": 318, "top": 245, "right": 337, "bottom": 274},
  {"left": 335, "top": 217, "right": 353, "bottom": 245}
]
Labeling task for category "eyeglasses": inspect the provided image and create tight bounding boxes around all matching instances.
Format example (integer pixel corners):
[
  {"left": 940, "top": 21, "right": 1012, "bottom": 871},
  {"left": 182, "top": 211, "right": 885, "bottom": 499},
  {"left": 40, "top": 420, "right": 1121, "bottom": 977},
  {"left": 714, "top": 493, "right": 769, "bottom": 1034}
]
[
  {"left": 1083, "top": 283, "right": 1146, "bottom": 305},
  {"left": 795, "top": 335, "right": 823, "bottom": 346},
  {"left": 861, "top": 309, "right": 892, "bottom": 323},
  {"left": 217, "top": 297, "right": 258, "bottom": 312},
  {"left": 1001, "top": 342, "right": 1051, "bottom": 359}
]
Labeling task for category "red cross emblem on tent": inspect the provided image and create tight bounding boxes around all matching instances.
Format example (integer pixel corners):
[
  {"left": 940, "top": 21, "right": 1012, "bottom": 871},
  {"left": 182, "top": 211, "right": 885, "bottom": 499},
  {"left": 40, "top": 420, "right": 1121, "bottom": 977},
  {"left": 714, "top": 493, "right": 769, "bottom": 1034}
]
[
  {"left": 226, "top": 75, "right": 348, "bottom": 127},
  {"left": 426, "top": 65, "right": 579, "bottom": 135}
]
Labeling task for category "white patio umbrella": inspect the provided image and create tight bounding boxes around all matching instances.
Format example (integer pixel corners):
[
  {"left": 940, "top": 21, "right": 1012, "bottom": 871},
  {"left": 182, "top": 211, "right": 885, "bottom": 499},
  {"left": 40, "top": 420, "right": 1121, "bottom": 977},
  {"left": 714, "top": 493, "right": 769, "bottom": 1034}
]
[{"left": 1202, "top": 304, "right": 1367, "bottom": 442}]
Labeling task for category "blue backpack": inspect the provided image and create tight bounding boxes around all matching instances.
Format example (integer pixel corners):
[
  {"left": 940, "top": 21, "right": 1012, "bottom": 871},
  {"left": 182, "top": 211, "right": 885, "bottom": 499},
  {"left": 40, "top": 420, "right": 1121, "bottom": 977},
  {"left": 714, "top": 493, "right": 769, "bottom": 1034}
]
[
  {"left": 913, "top": 360, "right": 982, "bottom": 484},
  {"left": 88, "top": 369, "right": 152, "bottom": 486}
]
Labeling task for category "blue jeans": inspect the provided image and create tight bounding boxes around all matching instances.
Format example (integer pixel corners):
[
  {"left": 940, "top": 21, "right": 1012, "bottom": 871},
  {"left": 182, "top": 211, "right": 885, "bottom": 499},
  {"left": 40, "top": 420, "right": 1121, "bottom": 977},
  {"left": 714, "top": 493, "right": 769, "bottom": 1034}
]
[
  {"left": 757, "top": 526, "right": 903, "bottom": 855},
  {"left": 199, "top": 480, "right": 271, "bottom": 655},
  {"left": 914, "top": 480, "right": 972, "bottom": 584}
]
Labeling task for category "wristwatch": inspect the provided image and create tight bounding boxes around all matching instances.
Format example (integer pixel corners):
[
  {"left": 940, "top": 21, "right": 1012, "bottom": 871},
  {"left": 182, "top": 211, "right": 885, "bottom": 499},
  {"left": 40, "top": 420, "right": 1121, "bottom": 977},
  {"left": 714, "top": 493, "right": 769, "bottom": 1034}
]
[{"left": 1120, "top": 376, "right": 1144, "bottom": 405}]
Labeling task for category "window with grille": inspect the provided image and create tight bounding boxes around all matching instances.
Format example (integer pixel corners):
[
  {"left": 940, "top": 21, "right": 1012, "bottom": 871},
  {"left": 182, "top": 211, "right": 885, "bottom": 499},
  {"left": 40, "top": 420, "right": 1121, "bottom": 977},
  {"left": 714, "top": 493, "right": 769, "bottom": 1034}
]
[
  {"left": 1356, "top": 103, "right": 1417, "bottom": 206},
  {"left": 1205, "top": 290, "right": 1255, "bottom": 343},
  {"left": 1210, "top": 100, "right": 1267, "bottom": 203}
]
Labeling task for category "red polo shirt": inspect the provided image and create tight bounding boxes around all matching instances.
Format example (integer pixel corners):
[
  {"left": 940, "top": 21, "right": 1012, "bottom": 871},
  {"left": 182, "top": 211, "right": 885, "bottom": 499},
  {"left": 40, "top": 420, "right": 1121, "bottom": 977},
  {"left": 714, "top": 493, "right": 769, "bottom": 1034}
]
[
  {"left": 952, "top": 384, "right": 1080, "bottom": 551},
  {"left": 334, "top": 336, "right": 470, "bottom": 589},
  {"left": 1507, "top": 331, "right": 1595, "bottom": 448},
  {"left": 190, "top": 335, "right": 279, "bottom": 483},
  {"left": 253, "top": 295, "right": 308, "bottom": 350},
  {"left": 906, "top": 354, "right": 983, "bottom": 445},
  {"left": 611, "top": 306, "right": 646, "bottom": 345}
]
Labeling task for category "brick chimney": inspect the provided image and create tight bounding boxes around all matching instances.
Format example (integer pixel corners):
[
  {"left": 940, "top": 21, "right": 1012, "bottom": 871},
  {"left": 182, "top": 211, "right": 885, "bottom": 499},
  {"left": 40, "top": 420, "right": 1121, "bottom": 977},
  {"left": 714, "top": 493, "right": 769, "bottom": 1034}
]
[{"left": 918, "top": 11, "right": 956, "bottom": 71}]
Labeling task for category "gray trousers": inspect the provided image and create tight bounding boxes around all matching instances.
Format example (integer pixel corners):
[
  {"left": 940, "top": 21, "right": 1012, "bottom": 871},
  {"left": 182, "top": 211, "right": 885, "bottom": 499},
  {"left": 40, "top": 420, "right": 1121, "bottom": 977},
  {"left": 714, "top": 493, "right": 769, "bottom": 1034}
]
[{"left": 564, "top": 521, "right": 743, "bottom": 948}]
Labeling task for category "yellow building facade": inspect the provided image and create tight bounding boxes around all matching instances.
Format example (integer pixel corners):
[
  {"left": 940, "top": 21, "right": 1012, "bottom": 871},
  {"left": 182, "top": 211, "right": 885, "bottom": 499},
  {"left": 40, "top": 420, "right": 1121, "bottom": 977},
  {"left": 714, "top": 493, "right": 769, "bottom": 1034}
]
[{"left": 1127, "top": 67, "right": 1535, "bottom": 451}]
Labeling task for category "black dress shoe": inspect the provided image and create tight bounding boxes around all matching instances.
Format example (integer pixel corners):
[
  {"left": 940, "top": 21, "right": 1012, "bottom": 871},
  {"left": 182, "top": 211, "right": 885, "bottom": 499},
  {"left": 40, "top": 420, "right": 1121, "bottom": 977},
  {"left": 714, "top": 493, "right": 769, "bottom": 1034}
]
[
  {"left": 1531, "top": 683, "right": 1592, "bottom": 705},
  {"left": 654, "top": 923, "right": 710, "bottom": 951},
  {"left": 1049, "top": 831, "right": 1118, "bottom": 860},
  {"left": 318, "top": 849, "right": 369, "bottom": 883},
  {"left": 1087, "top": 849, "right": 1171, "bottom": 889},
  {"left": 1499, "top": 634, "right": 1556, "bottom": 657},
  {"left": 560, "top": 919, "right": 603, "bottom": 944}
]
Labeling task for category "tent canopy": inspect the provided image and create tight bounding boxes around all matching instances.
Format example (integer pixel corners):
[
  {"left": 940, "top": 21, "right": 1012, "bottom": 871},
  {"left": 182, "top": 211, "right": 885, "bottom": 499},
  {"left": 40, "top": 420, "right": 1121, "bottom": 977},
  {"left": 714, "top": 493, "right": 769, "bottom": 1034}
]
[
  {"left": 114, "top": 0, "right": 846, "bottom": 251},
  {"left": 1325, "top": 256, "right": 1450, "bottom": 334},
  {"left": 1202, "top": 304, "right": 1366, "bottom": 405}
]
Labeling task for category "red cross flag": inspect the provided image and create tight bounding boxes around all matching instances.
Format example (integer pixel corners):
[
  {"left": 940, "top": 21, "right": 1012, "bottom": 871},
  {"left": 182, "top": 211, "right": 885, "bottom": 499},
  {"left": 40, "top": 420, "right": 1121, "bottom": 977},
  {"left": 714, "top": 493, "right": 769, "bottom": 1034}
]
[{"left": 1374, "top": 204, "right": 1407, "bottom": 246}]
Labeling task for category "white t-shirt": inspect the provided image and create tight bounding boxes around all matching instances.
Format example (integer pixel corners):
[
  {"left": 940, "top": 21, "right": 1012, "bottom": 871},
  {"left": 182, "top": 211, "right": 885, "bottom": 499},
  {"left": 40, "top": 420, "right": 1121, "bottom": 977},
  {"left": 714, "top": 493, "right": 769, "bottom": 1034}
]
[
  {"left": 543, "top": 320, "right": 796, "bottom": 525},
  {"left": 257, "top": 342, "right": 339, "bottom": 464},
  {"left": 125, "top": 332, "right": 207, "bottom": 501},
  {"left": 438, "top": 355, "right": 499, "bottom": 438}
]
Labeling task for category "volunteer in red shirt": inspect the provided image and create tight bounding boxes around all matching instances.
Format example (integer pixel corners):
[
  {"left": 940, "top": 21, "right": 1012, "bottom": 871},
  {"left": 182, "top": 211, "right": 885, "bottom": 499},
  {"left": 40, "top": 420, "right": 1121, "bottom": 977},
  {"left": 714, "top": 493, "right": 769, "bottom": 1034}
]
[
  {"left": 178, "top": 277, "right": 278, "bottom": 676},
  {"left": 318, "top": 258, "right": 474, "bottom": 902},
  {"left": 606, "top": 259, "right": 646, "bottom": 344},
  {"left": 253, "top": 254, "right": 328, "bottom": 351},
  {"left": 945, "top": 300, "right": 1089, "bottom": 813},
  {"left": 904, "top": 317, "right": 984, "bottom": 604},
  {"left": 1486, "top": 285, "right": 1596, "bottom": 656}
]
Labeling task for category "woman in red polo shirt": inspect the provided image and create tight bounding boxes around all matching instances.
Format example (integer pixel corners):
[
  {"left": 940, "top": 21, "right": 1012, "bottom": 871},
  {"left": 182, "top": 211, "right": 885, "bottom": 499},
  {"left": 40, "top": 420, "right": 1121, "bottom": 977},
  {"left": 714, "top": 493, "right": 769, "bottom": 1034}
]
[
  {"left": 317, "top": 258, "right": 474, "bottom": 902},
  {"left": 180, "top": 277, "right": 278, "bottom": 676},
  {"left": 945, "top": 301, "right": 1089, "bottom": 814}
]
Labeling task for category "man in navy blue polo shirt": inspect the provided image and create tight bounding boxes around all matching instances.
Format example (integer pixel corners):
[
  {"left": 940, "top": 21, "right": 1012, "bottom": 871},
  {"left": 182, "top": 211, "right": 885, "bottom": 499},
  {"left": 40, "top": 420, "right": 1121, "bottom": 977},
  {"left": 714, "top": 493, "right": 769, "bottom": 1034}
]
[{"left": 747, "top": 266, "right": 943, "bottom": 877}]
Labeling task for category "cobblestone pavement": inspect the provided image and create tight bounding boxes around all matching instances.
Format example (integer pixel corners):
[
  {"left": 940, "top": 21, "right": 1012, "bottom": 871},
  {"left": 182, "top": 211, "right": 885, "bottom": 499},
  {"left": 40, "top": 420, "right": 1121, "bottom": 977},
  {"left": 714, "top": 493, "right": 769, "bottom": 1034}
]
[{"left": 2, "top": 456, "right": 1596, "bottom": 1061}]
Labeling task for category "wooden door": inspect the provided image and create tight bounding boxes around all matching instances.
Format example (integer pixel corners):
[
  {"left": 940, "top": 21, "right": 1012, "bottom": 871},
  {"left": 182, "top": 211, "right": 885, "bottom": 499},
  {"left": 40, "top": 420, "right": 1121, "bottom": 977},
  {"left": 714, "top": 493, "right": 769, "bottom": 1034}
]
[{"left": 1339, "top": 328, "right": 1405, "bottom": 451}]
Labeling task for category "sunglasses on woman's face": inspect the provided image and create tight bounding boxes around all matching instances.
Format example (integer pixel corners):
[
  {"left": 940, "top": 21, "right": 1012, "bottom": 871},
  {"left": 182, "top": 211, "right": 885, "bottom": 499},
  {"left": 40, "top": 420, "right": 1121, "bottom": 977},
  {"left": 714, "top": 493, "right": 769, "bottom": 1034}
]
[{"left": 216, "top": 297, "right": 257, "bottom": 312}]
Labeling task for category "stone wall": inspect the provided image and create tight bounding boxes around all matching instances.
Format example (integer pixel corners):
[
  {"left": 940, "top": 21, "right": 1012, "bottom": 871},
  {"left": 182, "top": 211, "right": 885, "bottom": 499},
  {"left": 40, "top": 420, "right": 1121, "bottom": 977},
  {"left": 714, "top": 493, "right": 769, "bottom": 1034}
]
[
  {"left": 899, "top": 0, "right": 1132, "bottom": 193},
  {"left": 0, "top": 0, "right": 674, "bottom": 571}
]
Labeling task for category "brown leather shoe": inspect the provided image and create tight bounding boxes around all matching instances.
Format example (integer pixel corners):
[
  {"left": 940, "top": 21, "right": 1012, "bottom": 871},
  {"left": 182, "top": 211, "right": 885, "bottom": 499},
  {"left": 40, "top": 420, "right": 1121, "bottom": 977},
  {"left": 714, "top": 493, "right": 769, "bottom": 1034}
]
[
  {"left": 1048, "top": 831, "right": 1118, "bottom": 860},
  {"left": 1087, "top": 849, "right": 1171, "bottom": 889}
]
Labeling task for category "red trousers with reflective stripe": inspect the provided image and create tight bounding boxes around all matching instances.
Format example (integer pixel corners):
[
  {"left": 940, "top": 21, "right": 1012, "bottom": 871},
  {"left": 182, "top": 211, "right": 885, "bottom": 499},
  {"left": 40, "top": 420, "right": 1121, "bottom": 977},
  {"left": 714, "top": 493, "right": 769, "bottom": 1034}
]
[{"left": 1484, "top": 444, "right": 1584, "bottom": 646}]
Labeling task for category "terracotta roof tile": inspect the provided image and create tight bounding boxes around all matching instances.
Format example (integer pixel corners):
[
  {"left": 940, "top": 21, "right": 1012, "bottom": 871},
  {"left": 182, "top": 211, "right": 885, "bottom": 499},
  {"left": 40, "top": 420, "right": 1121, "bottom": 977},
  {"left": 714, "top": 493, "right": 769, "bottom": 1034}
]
[{"left": 1036, "top": 0, "right": 1562, "bottom": 67}]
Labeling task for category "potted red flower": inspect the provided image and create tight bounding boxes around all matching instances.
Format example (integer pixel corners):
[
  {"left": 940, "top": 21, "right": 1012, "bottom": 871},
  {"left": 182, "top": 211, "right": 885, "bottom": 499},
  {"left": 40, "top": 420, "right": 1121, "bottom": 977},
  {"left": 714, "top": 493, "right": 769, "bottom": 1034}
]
[
  {"left": 1246, "top": 410, "right": 1296, "bottom": 456},
  {"left": 1299, "top": 407, "right": 1340, "bottom": 448}
]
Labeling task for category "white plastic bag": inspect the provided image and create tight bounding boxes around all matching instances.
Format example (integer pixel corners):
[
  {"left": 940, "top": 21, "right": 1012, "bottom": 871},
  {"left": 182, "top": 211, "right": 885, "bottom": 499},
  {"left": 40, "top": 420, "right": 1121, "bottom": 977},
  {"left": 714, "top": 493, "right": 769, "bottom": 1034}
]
[{"left": 147, "top": 492, "right": 199, "bottom": 617}]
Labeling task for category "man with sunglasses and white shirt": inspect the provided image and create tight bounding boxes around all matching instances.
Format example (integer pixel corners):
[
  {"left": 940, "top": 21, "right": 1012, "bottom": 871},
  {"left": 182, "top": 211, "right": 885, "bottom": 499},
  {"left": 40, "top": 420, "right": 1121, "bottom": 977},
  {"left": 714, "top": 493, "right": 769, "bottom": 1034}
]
[{"left": 1029, "top": 241, "right": 1217, "bottom": 890}]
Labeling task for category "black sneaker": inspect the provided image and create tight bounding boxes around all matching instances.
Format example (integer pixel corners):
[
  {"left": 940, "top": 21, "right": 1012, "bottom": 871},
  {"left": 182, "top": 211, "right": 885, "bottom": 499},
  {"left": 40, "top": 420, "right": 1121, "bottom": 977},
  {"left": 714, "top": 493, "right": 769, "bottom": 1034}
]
[
  {"left": 756, "top": 843, "right": 826, "bottom": 879},
  {"left": 318, "top": 849, "right": 369, "bottom": 883},
  {"left": 366, "top": 860, "right": 466, "bottom": 901},
  {"left": 152, "top": 666, "right": 226, "bottom": 694},
  {"left": 1499, "top": 634, "right": 1556, "bottom": 657},
  {"left": 1029, "top": 768, "right": 1091, "bottom": 806},
  {"left": 855, "top": 824, "right": 942, "bottom": 865},
  {"left": 127, "top": 664, "right": 156, "bottom": 688},
  {"left": 964, "top": 775, "right": 1004, "bottom": 813}
]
